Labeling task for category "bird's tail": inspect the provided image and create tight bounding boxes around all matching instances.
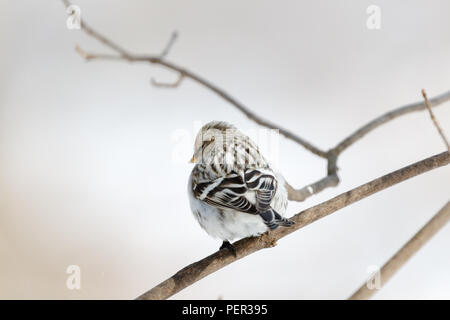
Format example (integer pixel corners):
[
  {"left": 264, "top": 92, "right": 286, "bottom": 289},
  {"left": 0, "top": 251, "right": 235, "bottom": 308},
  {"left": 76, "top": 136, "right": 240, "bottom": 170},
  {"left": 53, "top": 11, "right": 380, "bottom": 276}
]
[{"left": 260, "top": 209, "right": 295, "bottom": 230}]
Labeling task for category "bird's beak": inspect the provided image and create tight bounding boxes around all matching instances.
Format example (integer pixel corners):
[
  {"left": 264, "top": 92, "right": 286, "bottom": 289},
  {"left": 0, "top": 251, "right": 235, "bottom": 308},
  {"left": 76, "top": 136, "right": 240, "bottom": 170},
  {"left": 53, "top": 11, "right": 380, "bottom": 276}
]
[{"left": 189, "top": 155, "right": 196, "bottom": 164}]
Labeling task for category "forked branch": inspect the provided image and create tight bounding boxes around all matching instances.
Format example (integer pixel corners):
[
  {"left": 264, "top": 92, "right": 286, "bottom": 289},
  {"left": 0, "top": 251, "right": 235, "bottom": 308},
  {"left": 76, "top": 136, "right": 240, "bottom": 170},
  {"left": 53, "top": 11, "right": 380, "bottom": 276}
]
[
  {"left": 60, "top": 1, "right": 450, "bottom": 300},
  {"left": 61, "top": 0, "right": 450, "bottom": 202}
]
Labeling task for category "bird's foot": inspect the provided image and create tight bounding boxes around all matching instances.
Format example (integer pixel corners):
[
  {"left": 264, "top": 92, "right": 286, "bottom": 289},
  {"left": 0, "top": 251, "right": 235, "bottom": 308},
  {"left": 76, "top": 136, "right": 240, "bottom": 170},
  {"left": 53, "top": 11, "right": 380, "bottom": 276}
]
[{"left": 220, "top": 241, "right": 237, "bottom": 257}]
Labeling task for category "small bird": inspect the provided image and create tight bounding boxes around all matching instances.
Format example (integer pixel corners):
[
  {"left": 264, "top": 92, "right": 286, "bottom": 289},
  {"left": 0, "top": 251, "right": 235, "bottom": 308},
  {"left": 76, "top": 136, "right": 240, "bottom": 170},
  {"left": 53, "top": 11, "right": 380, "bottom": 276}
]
[{"left": 188, "top": 121, "right": 294, "bottom": 255}]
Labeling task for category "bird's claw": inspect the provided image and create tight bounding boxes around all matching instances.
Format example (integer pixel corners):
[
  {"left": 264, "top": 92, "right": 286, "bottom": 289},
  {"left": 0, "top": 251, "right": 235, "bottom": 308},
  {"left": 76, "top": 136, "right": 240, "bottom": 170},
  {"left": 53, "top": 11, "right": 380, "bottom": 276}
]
[{"left": 220, "top": 241, "right": 237, "bottom": 257}]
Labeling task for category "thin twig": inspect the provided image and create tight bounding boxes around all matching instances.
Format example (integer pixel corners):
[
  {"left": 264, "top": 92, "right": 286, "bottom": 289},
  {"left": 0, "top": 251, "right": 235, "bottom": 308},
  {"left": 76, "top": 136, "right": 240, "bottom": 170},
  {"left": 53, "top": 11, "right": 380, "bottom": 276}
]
[
  {"left": 74, "top": 44, "right": 123, "bottom": 61},
  {"left": 159, "top": 31, "right": 178, "bottom": 59},
  {"left": 61, "top": 2, "right": 450, "bottom": 299},
  {"left": 137, "top": 152, "right": 449, "bottom": 300},
  {"left": 286, "top": 148, "right": 339, "bottom": 201},
  {"left": 349, "top": 200, "right": 450, "bottom": 300},
  {"left": 422, "top": 89, "right": 450, "bottom": 151},
  {"left": 62, "top": 0, "right": 450, "bottom": 203},
  {"left": 287, "top": 90, "right": 450, "bottom": 201},
  {"left": 62, "top": 0, "right": 326, "bottom": 158},
  {"left": 333, "top": 90, "right": 450, "bottom": 155},
  {"left": 151, "top": 73, "right": 185, "bottom": 88},
  {"left": 285, "top": 173, "right": 339, "bottom": 201}
]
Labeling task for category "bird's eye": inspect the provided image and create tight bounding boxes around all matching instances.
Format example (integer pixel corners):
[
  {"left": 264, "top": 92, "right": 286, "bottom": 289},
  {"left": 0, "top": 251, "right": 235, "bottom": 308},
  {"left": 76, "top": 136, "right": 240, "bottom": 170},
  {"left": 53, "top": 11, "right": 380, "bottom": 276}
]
[{"left": 210, "top": 136, "right": 215, "bottom": 142}]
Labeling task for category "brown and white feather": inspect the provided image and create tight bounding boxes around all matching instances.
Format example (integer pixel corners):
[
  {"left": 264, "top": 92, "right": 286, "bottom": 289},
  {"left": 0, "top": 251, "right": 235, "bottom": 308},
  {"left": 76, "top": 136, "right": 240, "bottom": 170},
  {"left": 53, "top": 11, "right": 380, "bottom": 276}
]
[{"left": 188, "top": 121, "right": 292, "bottom": 241}]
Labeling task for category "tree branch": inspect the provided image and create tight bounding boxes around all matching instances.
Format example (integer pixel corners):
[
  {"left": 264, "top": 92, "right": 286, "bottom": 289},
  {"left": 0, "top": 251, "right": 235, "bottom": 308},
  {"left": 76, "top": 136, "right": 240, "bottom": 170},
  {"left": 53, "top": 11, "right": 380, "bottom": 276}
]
[
  {"left": 62, "top": 0, "right": 326, "bottom": 158},
  {"left": 62, "top": 0, "right": 450, "bottom": 203},
  {"left": 151, "top": 73, "right": 185, "bottom": 88},
  {"left": 286, "top": 89, "right": 450, "bottom": 201},
  {"left": 349, "top": 200, "right": 450, "bottom": 300},
  {"left": 159, "top": 31, "right": 178, "bottom": 59},
  {"left": 137, "top": 151, "right": 449, "bottom": 300},
  {"left": 333, "top": 90, "right": 450, "bottom": 155},
  {"left": 60, "top": 2, "right": 450, "bottom": 299},
  {"left": 347, "top": 93, "right": 450, "bottom": 300},
  {"left": 422, "top": 89, "right": 450, "bottom": 151}
]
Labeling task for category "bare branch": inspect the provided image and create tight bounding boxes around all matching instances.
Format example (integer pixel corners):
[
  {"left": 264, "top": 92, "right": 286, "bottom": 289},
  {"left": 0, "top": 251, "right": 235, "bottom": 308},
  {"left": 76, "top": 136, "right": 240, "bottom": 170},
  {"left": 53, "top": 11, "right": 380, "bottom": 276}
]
[
  {"left": 75, "top": 44, "right": 123, "bottom": 61},
  {"left": 61, "top": 0, "right": 326, "bottom": 158},
  {"left": 137, "top": 152, "right": 449, "bottom": 300},
  {"left": 62, "top": 1, "right": 450, "bottom": 202},
  {"left": 63, "top": 0, "right": 130, "bottom": 56},
  {"left": 422, "top": 89, "right": 450, "bottom": 151},
  {"left": 288, "top": 90, "right": 450, "bottom": 201},
  {"left": 286, "top": 149, "right": 339, "bottom": 201},
  {"left": 151, "top": 73, "right": 185, "bottom": 88},
  {"left": 61, "top": 3, "right": 450, "bottom": 299},
  {"left": 286, "top": 174, "right": 340, "bottom": 202},
  {"left": 159, "top": 31, "right": 178, "bottom": 59},
  {"left": 333, "top": 90, "right": 450, "bottom": 154},
  {"left": 349, "top": 200, "right": 450, "bottom": 300}
]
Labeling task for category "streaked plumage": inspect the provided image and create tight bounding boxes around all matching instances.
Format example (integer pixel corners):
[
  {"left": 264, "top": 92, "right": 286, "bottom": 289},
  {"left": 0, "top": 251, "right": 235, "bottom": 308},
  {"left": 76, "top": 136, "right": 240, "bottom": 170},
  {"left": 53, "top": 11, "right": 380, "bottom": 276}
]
[{"left": 188, "top": 121, "right": 293, "bottom": 251}]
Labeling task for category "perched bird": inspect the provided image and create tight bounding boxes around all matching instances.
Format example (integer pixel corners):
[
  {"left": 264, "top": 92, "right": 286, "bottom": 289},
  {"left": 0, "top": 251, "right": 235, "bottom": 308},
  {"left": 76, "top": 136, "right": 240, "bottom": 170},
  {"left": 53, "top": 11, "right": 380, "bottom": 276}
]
[{"left": 188, "top": 121, "right": 294, "bottom": 254}]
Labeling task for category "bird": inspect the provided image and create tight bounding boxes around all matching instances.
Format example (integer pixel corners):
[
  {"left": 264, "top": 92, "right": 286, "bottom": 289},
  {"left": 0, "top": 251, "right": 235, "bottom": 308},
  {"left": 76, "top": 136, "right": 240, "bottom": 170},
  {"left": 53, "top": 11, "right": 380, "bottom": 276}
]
[{"left": 187, "top": 121, "right": 294, "bottom": 255}]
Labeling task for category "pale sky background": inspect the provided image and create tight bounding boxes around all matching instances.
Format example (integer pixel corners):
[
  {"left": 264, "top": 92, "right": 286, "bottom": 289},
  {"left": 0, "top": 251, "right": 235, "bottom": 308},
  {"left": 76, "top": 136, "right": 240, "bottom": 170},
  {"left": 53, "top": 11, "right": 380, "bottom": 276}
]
[{"left": 0, "top": 0, "right": 449, "bottom": 299}]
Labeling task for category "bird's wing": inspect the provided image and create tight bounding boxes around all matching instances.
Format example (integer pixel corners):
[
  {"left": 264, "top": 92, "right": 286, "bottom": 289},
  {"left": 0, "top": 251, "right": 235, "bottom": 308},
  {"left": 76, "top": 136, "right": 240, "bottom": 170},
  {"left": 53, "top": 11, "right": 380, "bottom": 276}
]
[
  {"left": 244, "top": 169, "right": 277, "bottom": 212},
  {"left": 193, "top": 169, "right": 293, "bottom": 229},
  {"left": 245, "top": 169, "right": 294, "bottom": 229},
  {"left": 192, "top": 169, "right": 278, "bottom": 214},
  {"left": 192, "top": 171, "right": 258, "bottom": 214}
]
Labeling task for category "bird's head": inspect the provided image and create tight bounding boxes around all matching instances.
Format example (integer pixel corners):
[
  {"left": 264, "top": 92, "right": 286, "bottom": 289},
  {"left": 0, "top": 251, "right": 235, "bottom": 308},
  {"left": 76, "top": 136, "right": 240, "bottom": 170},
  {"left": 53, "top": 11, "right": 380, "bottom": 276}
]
[{"left": 190, "top": 121, "right": 236, "bottom": 164}]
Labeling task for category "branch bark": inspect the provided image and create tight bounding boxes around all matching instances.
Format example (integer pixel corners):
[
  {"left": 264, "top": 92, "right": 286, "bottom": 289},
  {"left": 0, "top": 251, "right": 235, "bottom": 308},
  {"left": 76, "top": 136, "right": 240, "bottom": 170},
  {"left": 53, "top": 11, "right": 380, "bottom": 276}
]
[
  {"left": 349, "top": 200, "right": 450, "bottom": 300},
  {"left": 422, "top": 89, "right": 450, "bottom": 151},
  {"left": 137, "top": 151, "right": 449, "bottom": 300}
]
